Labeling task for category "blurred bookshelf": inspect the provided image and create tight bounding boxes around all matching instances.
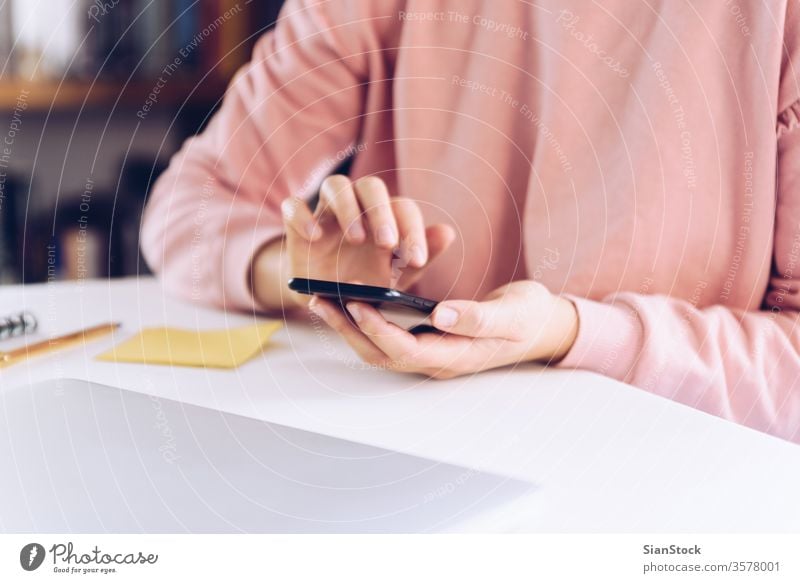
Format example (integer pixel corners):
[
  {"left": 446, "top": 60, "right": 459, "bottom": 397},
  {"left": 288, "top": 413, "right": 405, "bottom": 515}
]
[
  {"left": 0, "top": 0, "right": 280, "bottom": 102},
  {"left": 0, "top": 78, "right": 228, "bottom": 112},
  {"left": 0, "top": 0, "right": 284, "bottom": 284}
]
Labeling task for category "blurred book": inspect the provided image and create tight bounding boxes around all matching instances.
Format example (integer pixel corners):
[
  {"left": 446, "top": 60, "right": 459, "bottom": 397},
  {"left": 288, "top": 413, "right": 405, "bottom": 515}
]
[
  {"left": 0, "top": 172, "right": 21, "bottom": 283},
  {"left": 134, "top": 0, "right": 171, "bottom": 77},
  {"left": 84, "top": 0, "right": 137, "bottom": 79},
  {"left": 172, "top": 0, "right": 200, "bottom": 68},
  {"left": 0, "top": 0, "right": 13, "bottom": 77},
  {"left": 216, "top": 0, "right": 247, "bottom": 77}
]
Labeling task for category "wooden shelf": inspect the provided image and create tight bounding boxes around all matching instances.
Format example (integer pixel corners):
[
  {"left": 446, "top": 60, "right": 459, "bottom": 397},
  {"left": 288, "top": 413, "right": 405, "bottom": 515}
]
[{"left": 0, "top": 77, "right": 228, "bottom": 113}]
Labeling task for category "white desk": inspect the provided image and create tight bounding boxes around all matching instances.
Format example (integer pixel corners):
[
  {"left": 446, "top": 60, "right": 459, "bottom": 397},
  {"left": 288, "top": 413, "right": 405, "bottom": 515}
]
[{"left": 2, "top": 277, "right": 800, "bottom": 532}]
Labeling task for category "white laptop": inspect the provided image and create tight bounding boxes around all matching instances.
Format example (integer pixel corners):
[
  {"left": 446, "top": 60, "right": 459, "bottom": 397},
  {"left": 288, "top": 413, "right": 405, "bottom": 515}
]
[{"left": 0, "top": 379, "right": 538, "bottom": 533}]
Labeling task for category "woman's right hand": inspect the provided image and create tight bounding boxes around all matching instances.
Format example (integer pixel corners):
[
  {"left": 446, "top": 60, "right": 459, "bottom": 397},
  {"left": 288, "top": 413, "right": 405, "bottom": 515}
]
[{"left": 252, "top": 175, "right": 455, "bottom": 311}]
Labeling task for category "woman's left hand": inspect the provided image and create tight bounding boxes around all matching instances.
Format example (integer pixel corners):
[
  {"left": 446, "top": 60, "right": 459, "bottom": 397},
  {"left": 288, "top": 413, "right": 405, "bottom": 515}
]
[{"left": 308, "top": 280, "right": 579, "bottom": 379}]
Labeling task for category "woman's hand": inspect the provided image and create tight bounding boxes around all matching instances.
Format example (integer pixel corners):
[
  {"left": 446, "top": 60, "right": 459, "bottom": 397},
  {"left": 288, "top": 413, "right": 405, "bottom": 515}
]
[
  {"left": 252, "top": 175, "right": 454, "bottom": 311},
  {"left": 308, "top": 280, "right": 580, "bottom": 379}
]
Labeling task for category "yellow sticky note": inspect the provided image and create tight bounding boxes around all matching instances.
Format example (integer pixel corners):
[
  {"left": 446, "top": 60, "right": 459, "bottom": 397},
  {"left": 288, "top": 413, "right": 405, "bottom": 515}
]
[{"left": 96, "top": 322, "right": 282, "bottom": 369}]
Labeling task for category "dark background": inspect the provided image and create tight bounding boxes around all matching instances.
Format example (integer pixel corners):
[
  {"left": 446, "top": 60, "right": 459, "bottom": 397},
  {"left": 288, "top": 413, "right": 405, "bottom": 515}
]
[{"left": 0, "top": 0, "right": 286, "bottom": 284}]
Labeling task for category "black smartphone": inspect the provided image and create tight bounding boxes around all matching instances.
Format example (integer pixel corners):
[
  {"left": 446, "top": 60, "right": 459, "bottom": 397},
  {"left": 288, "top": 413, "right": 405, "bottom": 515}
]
[{"left": 288, "top": 278, "right": 438, "bottom": 332}]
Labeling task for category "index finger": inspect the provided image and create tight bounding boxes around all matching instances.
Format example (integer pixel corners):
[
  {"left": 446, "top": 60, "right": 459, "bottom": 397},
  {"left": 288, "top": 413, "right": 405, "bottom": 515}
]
[
  {"left": 318, "top": 175, "right": 366, "bottom": 243},
  {"left": 353, "top": 176, "right": 398, "bottom": 249}
]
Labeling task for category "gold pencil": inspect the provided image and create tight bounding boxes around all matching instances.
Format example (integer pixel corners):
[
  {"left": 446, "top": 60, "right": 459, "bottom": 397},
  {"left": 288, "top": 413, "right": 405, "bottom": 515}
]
[{"left": 0, "top": 322, "right": 121, "bottom": 369}]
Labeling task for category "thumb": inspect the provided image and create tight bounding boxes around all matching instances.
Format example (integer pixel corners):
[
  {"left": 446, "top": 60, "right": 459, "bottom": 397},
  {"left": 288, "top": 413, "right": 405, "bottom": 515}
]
[{"left": 431, "top": 296, "right": 522, "bottom": 339}]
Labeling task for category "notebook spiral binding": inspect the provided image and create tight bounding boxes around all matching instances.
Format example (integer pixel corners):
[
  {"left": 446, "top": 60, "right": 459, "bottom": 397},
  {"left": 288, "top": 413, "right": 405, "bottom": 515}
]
[{"left": 0, "top": 311, "right": 38, "bottom": 340}]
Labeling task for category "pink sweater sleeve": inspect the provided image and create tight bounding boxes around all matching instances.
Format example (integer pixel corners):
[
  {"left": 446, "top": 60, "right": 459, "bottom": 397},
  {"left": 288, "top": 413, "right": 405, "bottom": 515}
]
[
  {"left": 559, "top": 107, "right": 800, "bottom": 443},
  {"left": 558, "top": 6, "right": 800, "bottom": 443},
  {"left": 141, "top": 0, "right": 385, "bottom": 311}
]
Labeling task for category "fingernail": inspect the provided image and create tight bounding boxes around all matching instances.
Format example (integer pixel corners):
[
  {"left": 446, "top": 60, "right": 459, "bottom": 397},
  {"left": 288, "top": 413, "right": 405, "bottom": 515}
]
[
  {"left": 346, "top": 302, "right": 362, "bottom": 323},
  {"left": 281, "top": 200, "right": 295, "bottom": 219},
  {"left": 377, "top": 225, "right": 396, "bottom": 246},
  {"left": 348, "top": 221, "right": 366, "bottom": 241},
  {"left": 411, "top": 245, "right": 426, "bottom": 266},
  {"left": 305, "top": 222, "right": 320, "bottom": 239},
  {"left": 434, "top": 306, "right": 459, "bottom": 328}
]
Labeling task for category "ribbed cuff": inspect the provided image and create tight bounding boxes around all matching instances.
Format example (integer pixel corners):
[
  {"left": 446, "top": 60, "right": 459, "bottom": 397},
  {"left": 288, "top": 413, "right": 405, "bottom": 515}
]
[
  {"left": 221, "top": 224, "right": 285, "bottom": 313},
  {"left": 556, "top": 295, "right": 643, "bottom": 382}
]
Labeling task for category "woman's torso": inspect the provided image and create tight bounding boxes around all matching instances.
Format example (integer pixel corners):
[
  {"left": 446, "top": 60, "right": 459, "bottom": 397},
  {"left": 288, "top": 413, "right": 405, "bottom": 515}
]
[{"left": 348, "top": 0, "right": 784, "bottom": 307}]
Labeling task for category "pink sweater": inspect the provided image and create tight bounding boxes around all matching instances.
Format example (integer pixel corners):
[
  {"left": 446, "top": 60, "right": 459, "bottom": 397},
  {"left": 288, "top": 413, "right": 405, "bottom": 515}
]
[{"left": 141, "top": 0, "right": 800, "bottom": 442}]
